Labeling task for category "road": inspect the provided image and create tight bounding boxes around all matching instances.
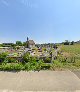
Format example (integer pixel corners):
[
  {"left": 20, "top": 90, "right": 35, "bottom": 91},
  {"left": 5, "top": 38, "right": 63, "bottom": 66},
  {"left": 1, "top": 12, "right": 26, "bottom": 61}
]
[{"left": 0, "top": 71, "right": 80, "bottom": 92}]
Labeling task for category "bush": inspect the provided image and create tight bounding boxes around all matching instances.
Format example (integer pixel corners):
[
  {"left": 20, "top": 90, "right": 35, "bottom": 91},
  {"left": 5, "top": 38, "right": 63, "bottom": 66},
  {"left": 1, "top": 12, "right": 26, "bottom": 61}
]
[
  {"left": 41, "top": 64, "right": 51, "bottom": 70},
  {"left": 50, "top": 60, "right": 64, "bottom": 70},
  {"left": 44, "top": 57, "right": 51, "bottom": 63},
  {"left": 0, "top": 63, "right": 24, "bottom": 71},
  {"left": 0, "top": 53, "right": 7, "bottom": 63},
  {"left": 24, "top": 60, "right": 44, "bottom": 71},
  {"left": 6, "top": 58, "right": 17, "bottom": 63},
  {"left": 22, "top": 53, "right": 30, "bottom": 63}
]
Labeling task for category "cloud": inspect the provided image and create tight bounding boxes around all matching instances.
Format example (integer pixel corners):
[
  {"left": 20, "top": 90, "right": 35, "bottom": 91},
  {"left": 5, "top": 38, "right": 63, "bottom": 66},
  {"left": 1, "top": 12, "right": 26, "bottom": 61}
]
[{"left": 1, "top": 0, "right": 9, "bottom": 6}]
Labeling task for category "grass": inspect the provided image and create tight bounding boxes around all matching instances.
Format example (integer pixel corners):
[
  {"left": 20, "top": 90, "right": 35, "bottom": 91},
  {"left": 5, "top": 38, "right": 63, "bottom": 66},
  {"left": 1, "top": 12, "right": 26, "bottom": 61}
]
[
  {"left": 61, "top": 44, "right": 80, "bottom": 55},
  {"left": 59, "top": 44, "right": 80, "bottom": 69}
]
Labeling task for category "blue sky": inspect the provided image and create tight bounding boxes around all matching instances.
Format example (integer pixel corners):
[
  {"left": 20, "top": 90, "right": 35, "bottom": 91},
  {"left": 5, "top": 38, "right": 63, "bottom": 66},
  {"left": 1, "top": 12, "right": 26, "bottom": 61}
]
[{"left": 0, "top": 0, "right": 80, "bottom": 43}]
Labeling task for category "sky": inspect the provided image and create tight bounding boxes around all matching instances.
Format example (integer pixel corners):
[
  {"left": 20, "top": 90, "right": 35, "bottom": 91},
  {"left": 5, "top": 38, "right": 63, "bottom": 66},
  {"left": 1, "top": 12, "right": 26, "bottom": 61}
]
[{"left": 0, "top": 0, "right": 80, "bottom": 44}]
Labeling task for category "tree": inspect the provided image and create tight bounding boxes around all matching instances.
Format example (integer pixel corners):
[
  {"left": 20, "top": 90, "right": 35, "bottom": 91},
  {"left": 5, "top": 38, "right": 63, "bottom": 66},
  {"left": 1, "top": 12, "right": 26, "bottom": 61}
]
[
  {"left": 64, "top": 40, "right": 70, "bottom": 45},
  {"left": 71, "top": 41, "right": 74, "bottom": 45},
  {"left": 16, "top": 41, "right": 22, "bottom": 46},
  {"left": 23, "top": 42, "right": 26, "bottom": 46},
  {"left": 0, "top": 44, "right": 3, "bottom": 47},
  {"left": 11, "top": 44, "right": 16, "bottom": 49}
]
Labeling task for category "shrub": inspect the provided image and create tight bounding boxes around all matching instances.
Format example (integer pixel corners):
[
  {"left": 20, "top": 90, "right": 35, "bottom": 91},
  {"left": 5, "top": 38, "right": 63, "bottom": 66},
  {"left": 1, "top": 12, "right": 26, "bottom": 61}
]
[
  {"left": 22, "top": 52, "right": 30, "bottom": 63},
  {"left": 0, "top": 53, "right": 7, "bottom": 63},
  {"left": 44, "top": 57, "right": 51, "bottom": 63},
  {"left": 24, "top": 60, "right": 43, "bottom": 71},
  {"left": 50, "top": 60, "right": 64, "bottom": 70},
  {"left": 0, "top": 63, "right": 24, "bottom": 71},
  {"left": 41, "top": 64, "right": 51, "bottom": 70},
  {"left": 6, "top": 58, "right": 17, "bottom": 63}
]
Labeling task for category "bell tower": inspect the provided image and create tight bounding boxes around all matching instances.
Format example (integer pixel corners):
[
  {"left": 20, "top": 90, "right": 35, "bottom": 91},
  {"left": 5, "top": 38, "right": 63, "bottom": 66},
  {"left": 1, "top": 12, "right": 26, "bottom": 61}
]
[
  {"left": 26, "top": 37, "right": 29, "bottom": 48},
  {"left": 27, "top": 37, "right": 29, "bottom": 41}
]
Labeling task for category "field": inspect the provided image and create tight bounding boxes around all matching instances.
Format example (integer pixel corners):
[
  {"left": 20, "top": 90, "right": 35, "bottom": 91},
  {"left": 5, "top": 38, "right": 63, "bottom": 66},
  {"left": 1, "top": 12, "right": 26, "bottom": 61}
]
[
  {"left": 61, "top": 44, "right": 80, "bottom": 55},
  {"left": 58, "top": 44, "right": 80, "bottom": 69}
]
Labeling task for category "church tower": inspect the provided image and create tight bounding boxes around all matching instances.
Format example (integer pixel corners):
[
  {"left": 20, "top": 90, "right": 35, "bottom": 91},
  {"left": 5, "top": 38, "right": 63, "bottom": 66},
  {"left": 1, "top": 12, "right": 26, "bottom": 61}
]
[{"left": 26, "top": 37, "right": 29, "bottom": 48}]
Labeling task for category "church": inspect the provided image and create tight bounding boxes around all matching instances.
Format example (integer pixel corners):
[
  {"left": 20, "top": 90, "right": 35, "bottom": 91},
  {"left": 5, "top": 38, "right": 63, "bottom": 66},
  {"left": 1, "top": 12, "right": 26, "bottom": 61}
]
[{"left": 26, "top": 37, "right": 35, "bottom": 48}]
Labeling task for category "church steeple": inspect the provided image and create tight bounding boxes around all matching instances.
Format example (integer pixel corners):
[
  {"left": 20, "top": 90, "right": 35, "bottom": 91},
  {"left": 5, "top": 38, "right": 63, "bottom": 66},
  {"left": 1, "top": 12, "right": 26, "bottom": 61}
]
[
  {"left": 26, "top": 37, "right": 29, "bottom": 48},
  {"left": 27, "top": 37, "right": 29, "bottom": 41}
]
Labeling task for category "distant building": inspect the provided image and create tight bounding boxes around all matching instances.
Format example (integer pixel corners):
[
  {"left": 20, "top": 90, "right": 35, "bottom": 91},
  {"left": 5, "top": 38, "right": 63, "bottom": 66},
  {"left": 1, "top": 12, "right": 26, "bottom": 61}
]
[
  {"left": 26, "top": 37, "right": 35, "bottom": 48},
  {"left": 28, "top": 40, "right": 35, "bottom": 48}
]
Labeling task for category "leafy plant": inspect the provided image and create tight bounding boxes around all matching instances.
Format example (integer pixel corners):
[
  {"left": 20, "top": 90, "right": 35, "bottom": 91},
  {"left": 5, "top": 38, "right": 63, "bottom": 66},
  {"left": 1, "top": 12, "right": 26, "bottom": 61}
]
[{"left": 0, "top": 53, "right": 8, "bottom": 63}]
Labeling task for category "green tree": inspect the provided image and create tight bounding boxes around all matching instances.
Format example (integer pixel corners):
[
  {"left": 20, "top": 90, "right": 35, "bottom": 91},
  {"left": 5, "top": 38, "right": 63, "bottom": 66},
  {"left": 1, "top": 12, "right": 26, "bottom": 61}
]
[
  {"left": 16, "top": 41, "right": 22, "bottom": 46},
  {"left": 71, "top": 41, "right": 74, "bottom": 45},
  {"left": 64, "top": 40, "right": 70, "bottom": 45},
  {"left": 23, "top": 42, "right": 26, "bottom": 46}
]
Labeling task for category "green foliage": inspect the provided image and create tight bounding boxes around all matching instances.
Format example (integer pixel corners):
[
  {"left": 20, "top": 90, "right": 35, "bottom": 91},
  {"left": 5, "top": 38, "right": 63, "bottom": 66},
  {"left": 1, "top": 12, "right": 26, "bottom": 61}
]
[
  {"left": 41, "top": 63, "right": 51, "bottom": 70},
  {"left": 6, "top": 58, "right": 17, "bottom": 63},
  {"left": 61, "top": 44, "right": 80, "bottom": 54},
  {"left": 50, "top": 60, "right": 68, "bottom": 70},
  {"left": 0, "top": 63, "right": 24, "bottom": 71},
  {"left": 64, "top": 40, "right": 70, "bottom": 45},
  {"left": 0, "top": 45, "right": 80, "bottom": 71},
  {"left": 44, "top": 57, "right": 51, "bottom": 63},
  {"left": 23, "top": 42, "right": 26, "bottom": 46},
  {"left": 71, "top": 41, "right": 74, "bottom": 45},
  {"left": 57, "top": 55, "right": 75, "bottom": 63},
  {"left": 11, "top": 44, "right": 16, "bottom": 49},
  {"left": 0, "top": 60, "right": 45, "bottom": 71},
  {"left": 0, "top": 53, "right": 7, "bottom": 62},
  {"left": 54, "top": 60, "right": 64, "bottom": 67},
  {"left": 42, "top": 47, "right": 47, "bottom": 51},
  {"left": 16, "top": 41, "right": 22, "bottom": 46},
  {"left": 22, "top": 53, "right": 30, "bottom": 63},
  {"left": 0, "top": 44, "right": 3, "bottom": 47},
  {"left": 23, "top": 59, "right": 43, "bottom": 71}
]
